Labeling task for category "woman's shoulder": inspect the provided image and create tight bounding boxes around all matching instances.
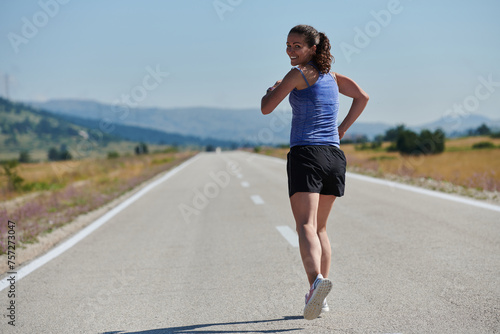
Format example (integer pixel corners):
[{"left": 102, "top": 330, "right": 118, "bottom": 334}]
[
  {"left": 330, "top": 71, "right": 337, "bottom": 83},
  {"left": 284, "top": 67, "right": 306, "bottom": 81}
]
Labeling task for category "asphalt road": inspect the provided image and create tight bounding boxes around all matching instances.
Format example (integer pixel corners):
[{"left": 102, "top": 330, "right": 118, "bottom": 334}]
[{"left": 1, "top": 151, "right": 499, "bottom": 334}]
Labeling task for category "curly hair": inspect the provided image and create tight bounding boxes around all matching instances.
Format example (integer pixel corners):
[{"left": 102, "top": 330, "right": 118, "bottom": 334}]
[{"left": 289, "top": 25, "right": 334, "bottom": 74}]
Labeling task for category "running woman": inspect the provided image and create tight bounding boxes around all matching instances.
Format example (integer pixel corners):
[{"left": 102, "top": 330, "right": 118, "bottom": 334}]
[{"left": 261, "top": 25, "right": 369, "bottom": 320}]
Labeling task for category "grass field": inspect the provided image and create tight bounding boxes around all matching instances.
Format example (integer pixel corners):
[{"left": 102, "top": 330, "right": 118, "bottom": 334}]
[
  {"left": 0, "top": 149, "right": 197, "bottom": 254},
  {"left": 260, "top": 136, "right": 500, "bottom": 192},
  {"left": 0, "top": 140, "right": 170, "bottom": 162}
]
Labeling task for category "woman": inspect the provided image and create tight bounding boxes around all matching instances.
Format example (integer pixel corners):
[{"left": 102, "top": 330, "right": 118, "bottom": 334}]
[{"left": 261, "top": 25, "right": 369, "bottom": 320}]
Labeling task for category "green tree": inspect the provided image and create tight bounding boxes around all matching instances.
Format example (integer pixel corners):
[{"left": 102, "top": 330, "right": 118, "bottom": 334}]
[
  {"left": 1, "top": 160, "right": 24, "bottom": 191},
  {"left": 135, "top": 142, "right": 149, "bottom": 155},
  {"left": 48, "top": 147, "right": 59, "bottom": 161},
  {"left": 59, "top": 144, "right": 72, "bottom": 160},
  {"left": 395, "top": 128, "right": 446, "bottom": 155},
  {"left": 19, "top": 151, "right": 31, "bottom": 163},
  {"left": 384, "top": 124, "right": 406, "bottom": 141},
  {"left": 433, "top": 129, "right": 446, "bottom": 153},
  {"left": 371, "top": 135, "right": 384, "bottom": 149},
  {"left": 396, "top": 130, "right": 419, "bottom": 155},
  {"left": 476, "top": 123, "right": 491, "bottom": 136},
  {"left": 418, "top": 129, "right": 434, "bottom": 154}
]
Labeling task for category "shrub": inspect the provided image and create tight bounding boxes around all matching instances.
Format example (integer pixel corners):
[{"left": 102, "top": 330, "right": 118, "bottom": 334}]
[
  {"left": 19, "top": 151, "right": 31, "bottom": 163},
  {"left": 135, "top": 142, "right": 149, "bottom": 155},
  {"left": 48, "top": 145, "right": 72, "bottom": 161},
  {"left": 472, "top": 141, "right": 495, "bottom": 149},
  {"left": 107, "top": 151, "right": 120, "bottom": 159},
  {"left": 1, "top": 160, "right": 24, "bottom": 191},
  {"left": 355, "top": 142, "right": 370, "bottom": 151}
]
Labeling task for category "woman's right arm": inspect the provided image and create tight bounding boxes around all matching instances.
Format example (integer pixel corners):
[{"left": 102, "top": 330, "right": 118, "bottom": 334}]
[
  {"left": 335, "top": 73, "right": 369, "bottom": 139},
  {"left": 261, "top": 69, "right": 301, "bottom": 115}
]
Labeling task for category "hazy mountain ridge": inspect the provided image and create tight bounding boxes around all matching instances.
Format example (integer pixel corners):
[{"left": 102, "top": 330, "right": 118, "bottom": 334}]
[
  {"left": 0, "top": 98, "right": 120, "bottom": 154},
  {"left": 30, "top": 99, "right": 292, "bottom": 144},
  {"left": 415, "top": 114, "right": 500, "bottom": 136},
  {"left": 0, "top": 98, "right": 239, "bottom": 159},
  {"left": 56, "top": 114, "right": 239, "bottom": 148},
  {"left": 30, "top": 99, "right": 500, "bottom": 143}
]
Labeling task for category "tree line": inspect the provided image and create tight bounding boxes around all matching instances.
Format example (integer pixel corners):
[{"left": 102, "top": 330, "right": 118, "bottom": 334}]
[{"left": 349, "top": 123, "right": 498, "bottom": 155}]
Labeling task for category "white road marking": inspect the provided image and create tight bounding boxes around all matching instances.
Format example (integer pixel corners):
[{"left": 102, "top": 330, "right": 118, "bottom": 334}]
[
  {"left": 346, "top": 172, "right": 500, "bottom": 213},
  {"left": 255, "top": 153, "right": 500, "bottom": 213},
  {"left": 276, "top": 226, "right": 299, "bottom": 248},
  {"left": 241, "top": 181, "right": 250, "bottom": 188},
  {"left": 0, "top": 154, "right": 202, "bottom": 292},
  {"left": 251, "top": 195, "right": 265, "bottom": 205},
  {"left": 251, "top": 153, "right": 286, "bottom": 165}
]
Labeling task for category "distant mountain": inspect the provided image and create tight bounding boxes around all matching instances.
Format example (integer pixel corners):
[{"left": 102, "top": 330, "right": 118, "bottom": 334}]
[
  {"left": 414, "top": 114, "right": 500, "bottom": 136},
  {"left": 28, "top": 99, "right": 499, "bottom": 143},
  {"left": 30, "top": 99, "right": 292, "bottom": 145},
  {"left": 0, "top": 97, "right": 120, "bottom": 155},
  {"left": 0, "top": 97, "right": 239, "bottom": 161},
  {"left": 31, "top": 99, "right": 391, "bottom": 144},
  {"left": 344, "top": 122, "right": 393, "bottom": 140},
  {"left": 57, "top": 114, "right": 239, "bottom": 148}
]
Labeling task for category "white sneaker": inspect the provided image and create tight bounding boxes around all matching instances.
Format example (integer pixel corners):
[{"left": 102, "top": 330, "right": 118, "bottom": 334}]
[
  {"left": 322, "top": 299, "right": 330, "bottom": 313},
  {"left": 303, "top": 274, "right": 332, "bottom": 320}
]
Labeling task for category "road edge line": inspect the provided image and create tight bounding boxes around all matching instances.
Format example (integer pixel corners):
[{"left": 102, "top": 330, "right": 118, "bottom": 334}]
[
  {"left": 253, "top": 152, "right": 500, "bottom": 213},
  {"left": 0, "top": 153, "right": 201, "bottom": 291}
]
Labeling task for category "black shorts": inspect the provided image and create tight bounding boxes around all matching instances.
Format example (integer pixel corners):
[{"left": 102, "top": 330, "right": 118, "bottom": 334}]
[{"left": 287, "top": 145, "right": 346, "bottom": 198}]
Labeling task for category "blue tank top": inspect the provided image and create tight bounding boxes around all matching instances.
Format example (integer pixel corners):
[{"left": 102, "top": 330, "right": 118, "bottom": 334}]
[{"left": 289, "top": 63, "right": 340, "bottom": 147}]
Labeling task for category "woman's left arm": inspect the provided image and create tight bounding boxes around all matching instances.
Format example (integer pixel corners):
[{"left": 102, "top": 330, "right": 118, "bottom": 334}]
[
  {"left": 261, "top": 69, "right": 302, "bottom": 115},
  {"left": 335, "top": 72, "right": 369, "bottom": 139}
]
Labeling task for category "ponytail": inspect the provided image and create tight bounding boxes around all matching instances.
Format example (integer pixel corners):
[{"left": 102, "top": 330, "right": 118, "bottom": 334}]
[{"left": 313, "top": 32, "right": 334, "bottom": 74}]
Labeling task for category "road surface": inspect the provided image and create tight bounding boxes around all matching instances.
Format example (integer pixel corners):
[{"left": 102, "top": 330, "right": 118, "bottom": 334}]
[{"left": 1, "top": 151, "right": 499, "bottom": 333}]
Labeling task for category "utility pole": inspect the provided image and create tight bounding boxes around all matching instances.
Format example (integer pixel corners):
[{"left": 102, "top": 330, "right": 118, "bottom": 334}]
[{"left": 5, "top": 74, "right": 9, "bottom": 99}]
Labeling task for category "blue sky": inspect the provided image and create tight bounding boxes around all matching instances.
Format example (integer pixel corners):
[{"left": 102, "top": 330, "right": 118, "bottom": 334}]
[{"left": 1, "top": 0, "right": 499, "bottom": 126}]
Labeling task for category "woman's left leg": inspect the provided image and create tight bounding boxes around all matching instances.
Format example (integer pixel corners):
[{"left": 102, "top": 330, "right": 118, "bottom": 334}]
[{"left": 290, "top": 192, "right": 322, "bottom": 286}]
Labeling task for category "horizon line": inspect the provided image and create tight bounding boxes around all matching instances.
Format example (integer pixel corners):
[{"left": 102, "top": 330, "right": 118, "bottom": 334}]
[{"left": 2, "top": 96, "right": 498, "bottom": 127}]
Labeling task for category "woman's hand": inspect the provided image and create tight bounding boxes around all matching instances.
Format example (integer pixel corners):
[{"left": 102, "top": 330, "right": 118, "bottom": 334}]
[
  {"left": 338, "top": 128, "right": 346, "bottom": 140},
  {"left": 267, "top": 80, "right": 282, "bottom": 93}
]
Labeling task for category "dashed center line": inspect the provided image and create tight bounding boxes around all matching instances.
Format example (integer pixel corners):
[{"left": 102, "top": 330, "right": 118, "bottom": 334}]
[
  {"left": 250, "top": 195, "right": 264, "bottom": 205},
  {"left": 241, "top": 181, "right": 250, "bottom": 188},
  {"left": 276, "top": 226, "right": 299, "bottom": 248}
]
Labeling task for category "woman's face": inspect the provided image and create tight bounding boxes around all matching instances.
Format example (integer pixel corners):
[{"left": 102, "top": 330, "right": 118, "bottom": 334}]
[{"left": 286, "top": 33, "right": 316, "bottom": 67}]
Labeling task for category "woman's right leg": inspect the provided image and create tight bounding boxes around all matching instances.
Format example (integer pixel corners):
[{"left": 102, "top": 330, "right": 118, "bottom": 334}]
[{"left": 317, "top": 194, "right": 336, "bottom": 279}]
